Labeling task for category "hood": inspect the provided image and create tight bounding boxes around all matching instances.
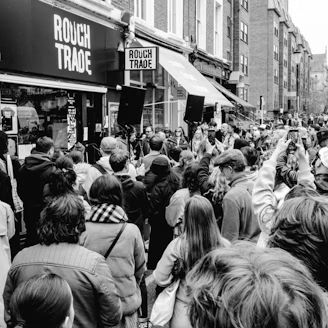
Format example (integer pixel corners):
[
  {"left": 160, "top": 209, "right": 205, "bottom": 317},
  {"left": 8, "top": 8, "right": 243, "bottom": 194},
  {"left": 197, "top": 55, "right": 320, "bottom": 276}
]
[
  {"left": 74, "top": 163, "right": 91, "bottom": 175},
  {"left": 23, "top": 153, "right": 54, "bottom": 172},
  {"left": 230, "top": 173, "right": 255, "bottom": 194},
  {"left": 115, "top": 174, "right": 134, "bottom": 189},
  {"left": 96, "top": 156, "right": 113, "bottom": 174}
]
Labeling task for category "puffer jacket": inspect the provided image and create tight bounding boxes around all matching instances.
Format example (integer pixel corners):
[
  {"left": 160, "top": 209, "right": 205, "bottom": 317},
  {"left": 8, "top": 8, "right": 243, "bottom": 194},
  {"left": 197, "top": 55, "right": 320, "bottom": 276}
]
[
  {"left": 3, "top": 243, "right": 122, "bottom": 328},
  {"left": 82, "top": 204, "right": 146, "bottom": 316}
]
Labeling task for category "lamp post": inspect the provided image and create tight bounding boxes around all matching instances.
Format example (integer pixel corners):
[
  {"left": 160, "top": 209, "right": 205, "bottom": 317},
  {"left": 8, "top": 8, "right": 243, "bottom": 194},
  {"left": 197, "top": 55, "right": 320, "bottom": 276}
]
[{"left": 293, "top": 49, "right": 302, "bottom": 117}]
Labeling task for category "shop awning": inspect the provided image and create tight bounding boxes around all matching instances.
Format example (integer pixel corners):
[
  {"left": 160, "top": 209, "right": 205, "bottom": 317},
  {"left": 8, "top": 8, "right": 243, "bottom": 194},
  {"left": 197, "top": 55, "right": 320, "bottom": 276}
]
[
  {"left": 207, "top": 78, "right": 256, "bottom": 111},
  {"left": 137, "top": 39, "right": 233, "bottom": 107}
]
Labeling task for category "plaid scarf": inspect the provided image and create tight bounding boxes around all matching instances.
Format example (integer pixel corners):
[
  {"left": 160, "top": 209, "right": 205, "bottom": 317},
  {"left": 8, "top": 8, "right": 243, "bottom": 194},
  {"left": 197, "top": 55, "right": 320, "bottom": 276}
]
[{"left": 88, "top": 204, "right": 128, "bottom": 223}]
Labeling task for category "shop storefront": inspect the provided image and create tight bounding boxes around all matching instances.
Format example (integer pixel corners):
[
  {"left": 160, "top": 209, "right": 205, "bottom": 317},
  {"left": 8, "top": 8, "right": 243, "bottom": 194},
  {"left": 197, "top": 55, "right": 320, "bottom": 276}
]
[{"left": 0, "top": 0, "right": 122, "bottom": 161}]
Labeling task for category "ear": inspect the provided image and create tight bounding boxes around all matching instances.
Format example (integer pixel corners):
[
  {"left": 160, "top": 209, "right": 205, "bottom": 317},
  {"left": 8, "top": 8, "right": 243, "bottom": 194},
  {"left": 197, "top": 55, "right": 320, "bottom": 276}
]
[{"left": 61, "top": 316, "right": 70, "bottom": 328}]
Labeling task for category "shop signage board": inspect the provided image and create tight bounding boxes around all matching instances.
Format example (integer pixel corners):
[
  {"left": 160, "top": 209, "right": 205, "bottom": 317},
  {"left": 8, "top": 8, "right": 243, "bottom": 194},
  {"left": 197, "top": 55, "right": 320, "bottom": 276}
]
[
  {"left": 125, "top": 47, "right": 158, "bottom": 71},
  {"left": 0, "top": 0, "right": 121, "bottom": 85}
]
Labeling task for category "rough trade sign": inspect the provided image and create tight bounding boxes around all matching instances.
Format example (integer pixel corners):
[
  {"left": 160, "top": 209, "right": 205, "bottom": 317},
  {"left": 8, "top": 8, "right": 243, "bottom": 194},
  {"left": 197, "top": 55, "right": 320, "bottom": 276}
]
[
  {"left": 125, "top": 47, "right": 158, "bottom": 71},
  {"left": 54, "top": 14, "right": 92, "bottom": 75}
]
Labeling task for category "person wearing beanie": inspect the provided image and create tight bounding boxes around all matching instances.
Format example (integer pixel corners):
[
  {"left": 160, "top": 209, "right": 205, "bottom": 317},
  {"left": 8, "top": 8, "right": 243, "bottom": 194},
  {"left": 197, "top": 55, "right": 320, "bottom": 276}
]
[{"left": 147, "top": 156, "right": 180, "bottom": 269}]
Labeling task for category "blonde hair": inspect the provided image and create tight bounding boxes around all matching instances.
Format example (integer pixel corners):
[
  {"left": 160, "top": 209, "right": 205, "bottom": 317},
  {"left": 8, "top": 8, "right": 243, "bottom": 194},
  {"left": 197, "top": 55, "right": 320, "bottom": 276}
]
[{"left": 186, "top": 242, "right": 328, "bottom": 328}]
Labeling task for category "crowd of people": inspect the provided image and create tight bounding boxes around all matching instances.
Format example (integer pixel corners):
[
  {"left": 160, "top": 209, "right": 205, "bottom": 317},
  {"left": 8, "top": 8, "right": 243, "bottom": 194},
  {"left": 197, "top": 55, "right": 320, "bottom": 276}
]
[{"left": 1, "top": 112, "right": 328, "bottom": 328}]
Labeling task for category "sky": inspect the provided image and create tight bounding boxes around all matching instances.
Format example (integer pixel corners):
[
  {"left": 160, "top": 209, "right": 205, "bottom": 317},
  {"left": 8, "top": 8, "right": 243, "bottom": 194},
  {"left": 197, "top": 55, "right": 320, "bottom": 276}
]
[{"left": 289, "top": 0, "right": 328, "bottom": 54}]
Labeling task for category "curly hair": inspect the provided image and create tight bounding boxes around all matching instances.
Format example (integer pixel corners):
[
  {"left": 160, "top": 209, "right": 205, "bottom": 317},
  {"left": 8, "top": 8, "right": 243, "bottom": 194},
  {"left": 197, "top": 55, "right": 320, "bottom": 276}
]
[
  {"left": 186, "top": 242, "right": 328, "bottom": 328},
  {"left": 268, "top": 196, "right": 328, "bottom": 291},
  {"left": 38, "top": 193, "right": 85, "bottom": 245},
  {"left": 205, "top": 166, "right": 230, "bottom": 204},
  {"left": 182, "top": 163, "right": 201, "bottom": 194}
]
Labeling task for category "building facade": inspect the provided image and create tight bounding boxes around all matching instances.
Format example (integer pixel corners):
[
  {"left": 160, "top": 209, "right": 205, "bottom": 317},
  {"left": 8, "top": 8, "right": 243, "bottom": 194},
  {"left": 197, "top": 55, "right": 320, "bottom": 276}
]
[
  {"left": 310, "top": 52, "right": 328, "bottom": 113},
  {"left": 249, "top": 0, "right": 311, "bottom": 120}
]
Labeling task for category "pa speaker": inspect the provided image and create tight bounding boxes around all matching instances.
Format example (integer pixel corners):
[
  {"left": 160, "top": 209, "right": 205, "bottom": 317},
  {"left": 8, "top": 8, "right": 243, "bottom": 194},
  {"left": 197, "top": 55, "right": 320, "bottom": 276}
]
[
  {"left": 203, "top": 105, "right": 215, "bottom": 123},
  {"left": 184, "top": 94, "right": 205, "bottom": 123},
  {"left": 118, "top": 86, "right": 146, "bottom": 125}
]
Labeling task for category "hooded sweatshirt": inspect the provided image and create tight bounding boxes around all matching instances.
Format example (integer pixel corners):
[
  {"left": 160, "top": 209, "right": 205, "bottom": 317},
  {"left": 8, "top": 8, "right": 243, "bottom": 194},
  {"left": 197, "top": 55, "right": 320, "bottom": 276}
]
[
  {"left": 114, "top": 174, "right": 149, "bottom": 234},
  {"left": 17, "top": 152, "right": 55, "bottom": 210}
]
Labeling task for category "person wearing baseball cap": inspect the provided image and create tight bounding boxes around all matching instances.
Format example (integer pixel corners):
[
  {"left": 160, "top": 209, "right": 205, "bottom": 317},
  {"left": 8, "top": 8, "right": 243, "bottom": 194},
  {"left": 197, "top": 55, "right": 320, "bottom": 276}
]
[
  {"left": 215, "top": 149, "right": 260, "bottom": 242},
  {"left": 255, "top": 124, "right": 271, "bottom": 152}
]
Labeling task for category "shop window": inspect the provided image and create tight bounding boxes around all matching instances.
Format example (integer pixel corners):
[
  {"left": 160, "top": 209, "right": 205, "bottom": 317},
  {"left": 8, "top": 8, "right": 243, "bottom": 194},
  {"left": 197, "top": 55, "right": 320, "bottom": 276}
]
[{"left": 0, "top": 83, "right": 82, "bottom": 156}]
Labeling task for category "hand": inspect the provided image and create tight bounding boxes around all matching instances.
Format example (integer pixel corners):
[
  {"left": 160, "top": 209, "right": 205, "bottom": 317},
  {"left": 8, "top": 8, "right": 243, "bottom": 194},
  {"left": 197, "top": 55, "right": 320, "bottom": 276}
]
[
  {"left": 295, "top": 138, "right": 306, "bottom": 160},
  {"left": 273, "top": 135, "right": 291, "bottom": 157}
]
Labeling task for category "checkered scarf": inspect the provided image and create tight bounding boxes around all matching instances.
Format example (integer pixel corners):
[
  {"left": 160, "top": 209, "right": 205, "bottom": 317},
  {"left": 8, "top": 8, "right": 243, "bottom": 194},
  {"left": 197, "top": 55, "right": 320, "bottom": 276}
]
[{"left": 88, "top": 204, "right": 128, "bottom": 223}]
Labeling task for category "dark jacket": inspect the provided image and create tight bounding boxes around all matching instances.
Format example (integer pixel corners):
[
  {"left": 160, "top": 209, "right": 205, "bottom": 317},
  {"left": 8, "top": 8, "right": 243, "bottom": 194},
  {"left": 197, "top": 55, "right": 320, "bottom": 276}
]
[
  {"left": 114, "top": 174, "right": 150, "bottom": 235},
  {"left": 148, "top": 175, "right": 180, "bottom": 269},
  {"left": 4, "top": 243, "right": 122, "bottom": 328},
  {"left": 0, "top": 170, "right": 14, "bottom": 210},
  {"left": 17, "top": 152, "right": 55, "bottom": 245}
]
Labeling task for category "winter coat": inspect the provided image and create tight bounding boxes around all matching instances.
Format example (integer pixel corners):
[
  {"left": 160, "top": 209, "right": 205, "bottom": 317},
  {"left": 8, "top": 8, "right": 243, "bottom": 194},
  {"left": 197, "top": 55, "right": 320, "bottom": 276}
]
[
  {"left": 3, "top": 243, "right": 122, "bottom": 328},
  {"left": 221, "top": 173, "right": 260, "bottom": 242},
  {"left": 114, "top": 174, "right": 150, "bottom": 235},
  {"left": 82, "top": 204, "right": 146, "bottom": 316},
  {"left": 17, "top": 152, "right": 55, "bottom": 245},
  {"left": 148, "top": 175, "right": 180, "bottom": 270},
  {"left": 153, "top": 237, "right": 192, "bottom": 328}
]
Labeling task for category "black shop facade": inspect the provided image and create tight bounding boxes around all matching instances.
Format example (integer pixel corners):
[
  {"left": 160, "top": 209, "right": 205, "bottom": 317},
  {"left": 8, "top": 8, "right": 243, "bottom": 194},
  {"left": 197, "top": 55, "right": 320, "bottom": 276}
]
[{"left": 0, "top": 0, "right": 122, "bottom": 162}]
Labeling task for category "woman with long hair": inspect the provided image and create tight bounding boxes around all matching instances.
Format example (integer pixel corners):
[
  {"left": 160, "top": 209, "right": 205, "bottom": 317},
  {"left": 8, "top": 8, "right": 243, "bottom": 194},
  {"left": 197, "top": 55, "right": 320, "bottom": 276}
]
[
  {"left": 10, "top": 273, "right": 74, "bottom": 328},
  {"left": 171, "top": 126, "right": 189, "bottom": 150},
  {"left": 191, "top": 128, "right": 204, "bottom": 159},
  {"left": 82, "top": 175, "right": 146, "bottom": 328},
  {"left": 153, "top": 195, "right": 229, "bottom": 328}
]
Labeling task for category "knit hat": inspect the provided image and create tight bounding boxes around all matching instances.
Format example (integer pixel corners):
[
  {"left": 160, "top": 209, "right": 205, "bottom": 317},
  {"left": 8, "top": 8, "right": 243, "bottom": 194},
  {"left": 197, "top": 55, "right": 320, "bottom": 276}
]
[
  {"left": 317, "top": 128, "right": 328, "bottom": 145},
  {"left": 150, "top": 155, "right": 170, "bottom": 176}
]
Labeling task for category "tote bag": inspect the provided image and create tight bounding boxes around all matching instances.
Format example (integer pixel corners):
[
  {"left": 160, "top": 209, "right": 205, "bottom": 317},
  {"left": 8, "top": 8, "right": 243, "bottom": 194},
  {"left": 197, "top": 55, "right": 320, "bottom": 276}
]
[{"left": 150, "top": 279, "right": 180, "bottom": 326}]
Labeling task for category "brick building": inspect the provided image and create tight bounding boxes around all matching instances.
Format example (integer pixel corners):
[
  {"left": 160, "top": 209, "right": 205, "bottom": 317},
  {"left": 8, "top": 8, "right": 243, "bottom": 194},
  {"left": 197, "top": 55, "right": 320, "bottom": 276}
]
[{"left": 249, "top": 0, "right": 311, "bottom": 120}]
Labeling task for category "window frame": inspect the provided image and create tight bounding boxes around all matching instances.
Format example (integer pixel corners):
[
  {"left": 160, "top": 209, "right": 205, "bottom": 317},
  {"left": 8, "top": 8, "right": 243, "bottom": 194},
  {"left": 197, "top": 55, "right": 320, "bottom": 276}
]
[
  {"left": 167, "top": 0, "right": 183, "bottom": 37},
  {"left": 240, "top": 0, "right": 248, "bottom": 11},
  {"left": 240, "top": 21, "right": 248, "bottom": 44}
]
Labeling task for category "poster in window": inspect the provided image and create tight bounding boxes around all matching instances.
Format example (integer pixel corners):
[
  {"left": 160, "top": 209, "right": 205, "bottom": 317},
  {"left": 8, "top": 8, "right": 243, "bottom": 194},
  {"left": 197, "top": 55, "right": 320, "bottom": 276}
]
[{"left": 0, "top": 103, "right": 18, "bottom": 134}]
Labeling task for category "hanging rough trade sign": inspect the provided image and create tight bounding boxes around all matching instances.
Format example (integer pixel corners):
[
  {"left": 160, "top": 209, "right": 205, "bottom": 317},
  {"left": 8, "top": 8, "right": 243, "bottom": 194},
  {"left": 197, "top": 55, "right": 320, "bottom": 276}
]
[{"left": 125, "top": 47, "right": 158, "bottom": 71}]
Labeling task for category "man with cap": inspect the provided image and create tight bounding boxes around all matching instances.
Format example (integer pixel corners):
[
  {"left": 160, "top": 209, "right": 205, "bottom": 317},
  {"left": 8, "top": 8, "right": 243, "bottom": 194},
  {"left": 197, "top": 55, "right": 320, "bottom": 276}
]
[
  {"left": 82, "top": 136, "right": 136, "bottom": 197},
  {"left": 215, "top": 148, "right": 260, "bottom": 242},
  {"left": 255, "top": 124, "right": 271, "bottom": 152}
]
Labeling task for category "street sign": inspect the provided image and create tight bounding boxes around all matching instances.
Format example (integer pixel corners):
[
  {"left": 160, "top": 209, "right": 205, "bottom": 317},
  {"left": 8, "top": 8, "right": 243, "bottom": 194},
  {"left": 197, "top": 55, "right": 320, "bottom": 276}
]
[{"left": 125, "top": 46, "right": 158, "bottom": 71}]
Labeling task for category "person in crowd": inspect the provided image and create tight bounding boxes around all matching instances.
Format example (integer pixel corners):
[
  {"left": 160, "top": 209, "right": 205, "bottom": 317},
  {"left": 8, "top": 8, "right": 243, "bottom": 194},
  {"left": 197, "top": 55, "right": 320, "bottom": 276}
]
[
  {"left": 129, "top": 130, "right": 142, "bottom": 161},
  {"left": 198, "top": 142, "right": 260, "bottom": 241},
  {"left": 223, "top": 124, "right": 238, "bottom": 150},
  {"left": 191, "top": 127, "right": 204, "bottom": 158},
  {"left": 142, "top": 135, "right": 168, "bottom": 174},
  {"left": 172, "top": 150, "right": 194, "bottom": 181},
  {"left": 170, "top": 126, "right": 189, "bottom": 150},
  {"left": 68, "top": 150, "right": 91, "bottom": 189},
  {"left": 316, "top": 127, "right": 328, "bottom": 148},
  {"left": 255, "top": 124, "right": 271, "bottom": 152},
  {"left": 9, "top": 274, "right": 74, "bottom": 328},
  {"left": 3, "top": 193, "right": 122, "bottom": 328},
  {"left": 240, "top": 146, "right": 259, "bottom": 174},
  {"left": 143, "top": 126, "right": 154, "bottom": 156},
  {"left": 17, "top": 136, "right": 56, "bottom": 246},
  {"left": 110, "top": 149, "right": 149, "bottom": 236},
  {"left": 147, "top": 156, "right": 180, "bottom": 270},
  {"left": 43, "top": 156, "right": 91, "bottom": 215},
  {"left": 268, "top": 196, "right": 328, "bottom": 292},
  {"left": 186, "top": 243, "right": 328, "bottom": 328},
  {"left": 164, "top": 127, "right": 172, "bottom": 139},
  {"left": 0, "top": 200, "right": 15, "bottom": 328},
  {"left": 153, "top": 195, "right": 229, "bottom": 328},
  {"left": 253, "top": 136, "right": 317, "bottom": 246},
  {"left": 116, "top": 130, "right": 128, "bottom": 152},
  {"left": 82, "top": 175, "right": 145, "bottom": 328},
  {"left": 83, "top": 137, "right": 137, "bottom": 197},
  {"left": 165, "top": 164, "right": 201, "bottom": 238},
  {"left": 82, "top": 136, "right": 117, "bottom": 196},
  {"left": 156, "top": 131, "right": 170, "bottom": 157},
  {"left": 233, "top": 138, "right": 250, "bottom": 150}
]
